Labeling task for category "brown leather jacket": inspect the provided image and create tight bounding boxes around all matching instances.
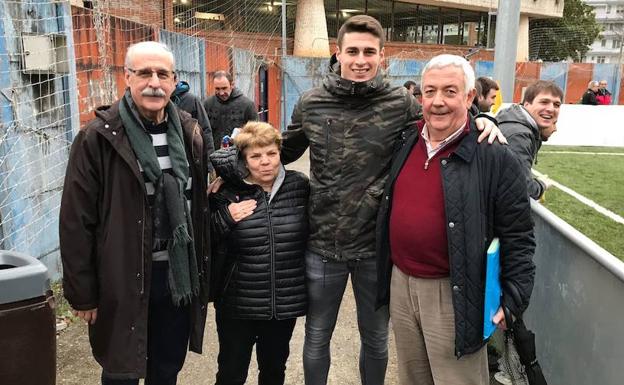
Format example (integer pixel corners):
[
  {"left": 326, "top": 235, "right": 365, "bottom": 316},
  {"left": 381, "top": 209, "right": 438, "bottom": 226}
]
[{"left": 59, "top": 100, "right": 211, "bottom": 378}]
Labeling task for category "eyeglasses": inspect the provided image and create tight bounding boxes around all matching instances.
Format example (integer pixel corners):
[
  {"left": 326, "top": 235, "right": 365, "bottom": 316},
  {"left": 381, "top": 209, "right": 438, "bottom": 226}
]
[{"left": 127, "top": 68, "right": 175, "bottom": 81}]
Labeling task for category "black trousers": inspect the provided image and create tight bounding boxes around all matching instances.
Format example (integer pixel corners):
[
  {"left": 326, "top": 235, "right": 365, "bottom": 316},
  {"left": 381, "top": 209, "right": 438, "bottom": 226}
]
[
  {"left": 215, "top": 311, "right": 297, "bottom": 385},
  {"left": 102, "top": 261, "right": 190, "bottom": 385}
]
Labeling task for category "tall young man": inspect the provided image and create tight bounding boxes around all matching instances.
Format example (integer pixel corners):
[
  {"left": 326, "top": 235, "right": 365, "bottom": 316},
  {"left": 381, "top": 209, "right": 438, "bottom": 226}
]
[{"left": 280, "top": 16, "right": 503, "bottom": 385}]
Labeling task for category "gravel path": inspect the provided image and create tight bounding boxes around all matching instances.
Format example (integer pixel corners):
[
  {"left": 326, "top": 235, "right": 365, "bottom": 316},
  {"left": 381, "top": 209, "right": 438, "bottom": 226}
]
[
  {"left": 57, "top": 283, "right": 399, "bottom": 384},
  {"left": 57, "top": 152, "right": 399, "bottom": 384},
  {"left": 56, "top": 150, "right": 498, "bottom": 385}
]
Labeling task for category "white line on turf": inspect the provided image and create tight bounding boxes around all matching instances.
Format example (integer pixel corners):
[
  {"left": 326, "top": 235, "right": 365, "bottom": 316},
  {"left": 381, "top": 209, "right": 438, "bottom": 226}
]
[
  {"left": 541, "top": 151, "right": 624, "bottom": 156},
  {"left": 532, "top": 169, "right": 624, "bottom": 225}
]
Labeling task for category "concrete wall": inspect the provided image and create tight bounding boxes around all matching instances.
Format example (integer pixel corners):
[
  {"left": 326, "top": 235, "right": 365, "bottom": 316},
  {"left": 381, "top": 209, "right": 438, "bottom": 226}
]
[
  {"left": 495, "top": 104, "right": 624, "bottom": 147},
  {"left": 543, "top": 105, "right": 624, "bottom": 147},
  {"left": 526, "top": 202, "right": 624, "bottom": 385}
]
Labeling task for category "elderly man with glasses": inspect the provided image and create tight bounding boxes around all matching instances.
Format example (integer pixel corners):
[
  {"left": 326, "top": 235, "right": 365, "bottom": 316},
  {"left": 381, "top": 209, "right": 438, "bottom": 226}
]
[{"left": 60, "top": 41, "right": 211, "bottom": 385}]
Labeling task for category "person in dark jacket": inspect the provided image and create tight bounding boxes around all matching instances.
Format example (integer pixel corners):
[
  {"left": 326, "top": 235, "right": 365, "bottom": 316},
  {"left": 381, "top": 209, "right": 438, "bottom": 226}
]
[
  {"left": 405, "top": 80, "right": 424, "bottom": 119},
  {"left": 280, "top": 15, "right": 504, "bottom": 385},
  {"left": 469, "top": 79, "right": 483, "bottom": 117},
  {"left": 581, "top": 80, "right": 599, "bottom": 105},
  {"left": 60, "top": 42, "right": 211, "bottom": 385},
  {"left": 597, "top": 79, "right": 613, "bottom": 105},
  {"left": 210, "top": 122, "right": 309, "bottom": 385},
  {"left": 403, "top": 80, "right": 417, "bottom": 94},
  {"left": 413, "top": 83, "right": 423, "bottom": 104},
  {"left": 376, "top": 54, "right": 535, "bottom": 385},
  {"left": 203, "top": 71, "right": 258, "bottom": 151},
  {"left": 497, "top": 80, "right": 562, "bottom": 200},
  {"left": 173, "top": 79, "right": 215, "bottom": 171},
  {"left": 476, "top": 76, "right": 499, "bottom": 113}
]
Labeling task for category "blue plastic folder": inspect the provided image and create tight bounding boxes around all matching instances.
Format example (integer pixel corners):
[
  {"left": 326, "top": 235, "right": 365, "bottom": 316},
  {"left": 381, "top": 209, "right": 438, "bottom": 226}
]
[{"left": 483, "top": 238, "right": 501, "bottom": 340}]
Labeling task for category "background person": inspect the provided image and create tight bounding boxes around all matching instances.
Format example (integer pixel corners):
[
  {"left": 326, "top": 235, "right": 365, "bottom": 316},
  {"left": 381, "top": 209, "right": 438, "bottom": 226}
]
[
  {"left": 172, "top": 78, "right": 215, "bottom": 169},
  {"left": 210, "top": 122, "right": 309, "bottom": 385},
  {"left": 581, "top": 80, "right": 599, "bottom": 105},
  {"left": 203, "top": 71, "right": 258, "bottom": 150},
  {"left": 470, "top": 80, "right": 483, "bottom": 116},
  {"left": 596, "top": 80, "right": 612, "bottom": 105},
  {"left": 413, "top": 84, "right": 423, "bottom": 104},
  {"left": 476, "top": 76, "right": 499, "bottom": 113},
  {"left": 404, "top": 80, "right": 424, "bottom": 118},
  {"left": 403, "top": 80, "right": 417, "bottom": 94},
  {"left": 497, "top": 80, "right": 563, "bottom": 200}
]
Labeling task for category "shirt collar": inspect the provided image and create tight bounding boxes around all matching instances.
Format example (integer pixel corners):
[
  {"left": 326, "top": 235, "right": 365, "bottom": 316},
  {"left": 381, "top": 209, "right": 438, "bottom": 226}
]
[{"left": 421, "top": 120, "right": 467, "bottom": 156}]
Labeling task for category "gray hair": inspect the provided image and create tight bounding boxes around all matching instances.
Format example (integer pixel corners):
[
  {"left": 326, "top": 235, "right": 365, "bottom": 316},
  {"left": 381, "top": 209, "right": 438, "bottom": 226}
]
[
  {"left": 422, "top": 54, "right": 475, "bottom": 94},
  {"left": 588, "top": 80, "right": 599, "bottom": 88},
  {"left": 125, "top": 41, "right": 175, "bottom": 70}
]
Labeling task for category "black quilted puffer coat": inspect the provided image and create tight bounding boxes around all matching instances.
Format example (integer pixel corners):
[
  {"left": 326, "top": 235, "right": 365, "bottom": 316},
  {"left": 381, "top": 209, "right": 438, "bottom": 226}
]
[
  {"left": 376, "top": 116, "right": 536, "bottom": 358},
  {"left": 210, "top": 146, "right": 309, "bottom": 320}
]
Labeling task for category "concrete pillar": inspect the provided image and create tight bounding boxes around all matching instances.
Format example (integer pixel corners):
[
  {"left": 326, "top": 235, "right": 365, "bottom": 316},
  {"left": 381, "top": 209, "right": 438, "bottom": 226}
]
[
  {"left": 493, "top": 0, "right": 520, "bottom": 103},
  {"left": 517, "top": 14, "right": 530, "bottom": 62},
  {"left": 293, "top": 0, "right": 330, "bottom": 57}
]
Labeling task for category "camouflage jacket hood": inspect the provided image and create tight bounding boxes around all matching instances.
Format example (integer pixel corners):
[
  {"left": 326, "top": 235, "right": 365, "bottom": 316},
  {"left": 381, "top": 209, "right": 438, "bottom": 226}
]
[
  {"left": 281, "top": 70, "right": 420, "bottom": 261},
  {"left": 322, "top": 66, "right": 389, "bottom": 98}
]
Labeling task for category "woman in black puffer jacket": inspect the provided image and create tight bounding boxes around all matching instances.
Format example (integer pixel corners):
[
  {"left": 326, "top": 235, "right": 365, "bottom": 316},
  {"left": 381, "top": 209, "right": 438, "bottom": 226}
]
[{"left": 210, "top": 122, "right": 309, "bottom": 385}]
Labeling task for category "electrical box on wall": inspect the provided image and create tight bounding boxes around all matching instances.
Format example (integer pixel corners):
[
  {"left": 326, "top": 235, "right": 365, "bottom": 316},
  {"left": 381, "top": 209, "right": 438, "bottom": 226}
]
[{"left": 20, "top": 34, "right": 69, "bottom": 74}]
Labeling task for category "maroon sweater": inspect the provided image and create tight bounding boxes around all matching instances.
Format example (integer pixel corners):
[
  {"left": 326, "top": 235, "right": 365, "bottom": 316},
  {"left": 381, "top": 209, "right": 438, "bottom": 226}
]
[{"left": 389, "top": 122, "right": 468, "bottom": 278}]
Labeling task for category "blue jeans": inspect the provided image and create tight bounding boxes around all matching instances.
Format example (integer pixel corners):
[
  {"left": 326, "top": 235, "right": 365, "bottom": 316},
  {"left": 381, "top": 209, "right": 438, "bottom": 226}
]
[{"left": 303, "top": 251, "right": 389, "bottom": 385}]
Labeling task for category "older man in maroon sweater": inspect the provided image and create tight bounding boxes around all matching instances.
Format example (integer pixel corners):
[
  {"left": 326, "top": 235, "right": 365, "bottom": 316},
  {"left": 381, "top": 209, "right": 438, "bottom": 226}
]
[{"left": 376, "top": 55, "right": 535, "bottom": 385}]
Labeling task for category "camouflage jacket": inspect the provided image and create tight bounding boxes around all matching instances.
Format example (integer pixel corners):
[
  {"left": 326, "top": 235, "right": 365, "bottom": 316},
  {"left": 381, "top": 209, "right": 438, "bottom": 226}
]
[{"left": 282, "top": 70, "right": 420, "bottom": 261}]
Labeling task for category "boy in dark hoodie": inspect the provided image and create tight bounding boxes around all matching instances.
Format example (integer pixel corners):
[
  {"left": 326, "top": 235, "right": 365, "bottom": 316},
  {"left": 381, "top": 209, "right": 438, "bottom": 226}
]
[
  {"left": 497, "top": 80, "right": 562, "bottom": 200},
  {"left": 173, "top": 79, "right": 215, "bottom": 168}
]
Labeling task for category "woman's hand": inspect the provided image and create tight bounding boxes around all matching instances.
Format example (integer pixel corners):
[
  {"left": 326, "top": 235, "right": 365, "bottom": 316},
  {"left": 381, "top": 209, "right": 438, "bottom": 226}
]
[{"left": 228, "top": 200, "right": 257, "bottom": 222}]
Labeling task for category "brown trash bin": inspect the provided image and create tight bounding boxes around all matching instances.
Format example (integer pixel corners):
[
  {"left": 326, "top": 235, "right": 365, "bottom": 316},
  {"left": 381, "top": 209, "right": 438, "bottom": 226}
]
[{"left": 0, "top": 251, "right": 55, "bottom": 385}]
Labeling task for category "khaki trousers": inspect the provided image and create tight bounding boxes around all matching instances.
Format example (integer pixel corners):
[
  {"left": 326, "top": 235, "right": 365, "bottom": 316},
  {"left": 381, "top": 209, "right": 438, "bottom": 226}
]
[{"left": 390, "top": 266, "right": 488, "bottom": 385}]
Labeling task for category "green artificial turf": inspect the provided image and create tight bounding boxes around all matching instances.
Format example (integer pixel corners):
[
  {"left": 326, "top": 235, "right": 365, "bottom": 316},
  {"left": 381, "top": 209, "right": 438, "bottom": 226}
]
[
  {"left": 533, "top": 147, "right": 624, "bottom": 260},
  {"left": 539, "top": 189, "right": 624, "bottom": 260},
  {"left": 535, "top": 151, "right": 624, "bottom": 217}
]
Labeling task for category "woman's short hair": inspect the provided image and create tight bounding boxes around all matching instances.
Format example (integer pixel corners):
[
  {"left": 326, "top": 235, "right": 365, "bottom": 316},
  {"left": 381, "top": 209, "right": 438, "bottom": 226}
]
[{"left": 233, "top": 122, "right": 282, "bottom": 154}]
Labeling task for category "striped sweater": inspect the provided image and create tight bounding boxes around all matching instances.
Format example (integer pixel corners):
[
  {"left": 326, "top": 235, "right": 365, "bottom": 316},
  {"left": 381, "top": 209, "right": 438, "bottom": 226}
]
[{"left": 141, "top": 119, "right": 192, "bottom": 261}]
